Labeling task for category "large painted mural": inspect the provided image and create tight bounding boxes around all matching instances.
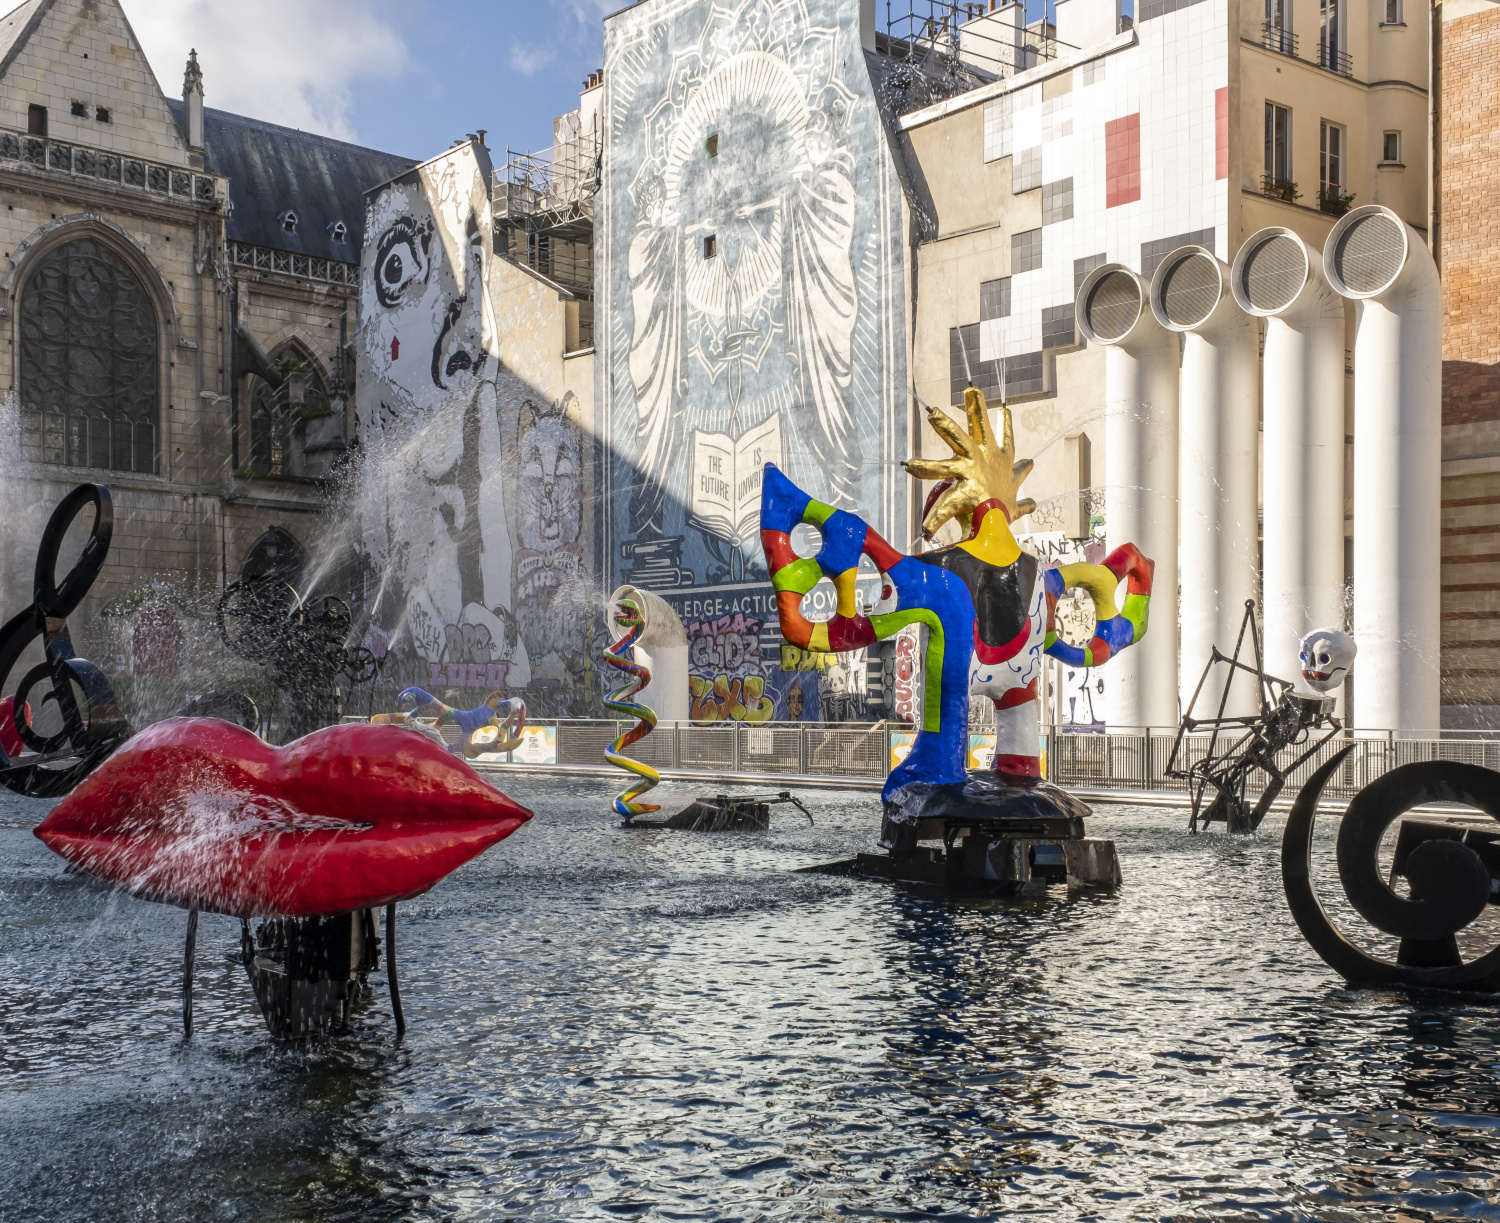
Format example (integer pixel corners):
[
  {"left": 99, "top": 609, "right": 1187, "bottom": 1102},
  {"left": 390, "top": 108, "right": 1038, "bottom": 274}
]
[
  {"left": 598, "top": 0, "right": 908, "bottom": 722},
  {"left": 353, "top": 144, "right": 601, "bottom": 715}
]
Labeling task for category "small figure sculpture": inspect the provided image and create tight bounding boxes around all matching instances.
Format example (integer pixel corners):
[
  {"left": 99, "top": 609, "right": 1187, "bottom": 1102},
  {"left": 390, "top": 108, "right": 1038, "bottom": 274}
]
[
  {"left": 383, "top": 688, "right": 527, "bottom": 758},
  {"left": 1298, "top": 627, "right": 1356, "bottom": 693},
  {"left": 1168, "top": 604, "right": 1351, "bottom": 833},
  {"left": 601, "top": 598, "right": 662, "bottom": 820}
]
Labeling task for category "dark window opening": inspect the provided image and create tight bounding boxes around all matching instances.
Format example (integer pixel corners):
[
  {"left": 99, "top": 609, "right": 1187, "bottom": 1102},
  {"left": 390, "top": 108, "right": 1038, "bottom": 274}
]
[
  {"left": 704, "top": 234, "right": 717, "bottom": 259},
  {"left": 705, "top": 133, "right": 718, "bottom": 157},
  {"left": 71, "top": 100, "right": 87, "bottom": 118},
  {"left": 96, "top": 106, "right": 110, "bottom": 123},
  {"left": 329, "top": 221, "right": 348, "bottom": 243},
  {"left": 27, "top": 104, "right": 46, "bottom": 137},
  {"left": 278, "top": 211, "right": 298, "bottom": 233},
  {"left": 18, "top": 239, "right": 160, "bottom": 474}
]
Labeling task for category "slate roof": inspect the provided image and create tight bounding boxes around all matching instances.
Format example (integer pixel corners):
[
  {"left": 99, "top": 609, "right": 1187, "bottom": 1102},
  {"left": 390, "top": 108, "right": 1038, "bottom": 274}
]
[{"left": 168, "top": 101, "right": 416, "bottom": 263}]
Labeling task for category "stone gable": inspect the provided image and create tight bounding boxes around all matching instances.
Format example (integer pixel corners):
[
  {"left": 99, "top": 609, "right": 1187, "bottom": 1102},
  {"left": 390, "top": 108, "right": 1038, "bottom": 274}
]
[{"left": 0, "top": 0, "right": 189, "bottom": 167}]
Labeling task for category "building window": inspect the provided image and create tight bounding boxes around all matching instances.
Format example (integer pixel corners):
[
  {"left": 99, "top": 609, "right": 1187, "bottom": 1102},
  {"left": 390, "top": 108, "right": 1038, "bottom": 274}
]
[
  {"left": 1264, "top": 102, "right": 1292, "bottom": 184},
  {"left": 328, "top": 220, "right": 348, "bottom": 243},
  {"left": 1263, "top": 0, "right": 1295, "bottom": 53},
  {"left": 1319, "top": 121, "right": 1343, "bottom": 189},
  {"left": 1382, "top": 130, "right": 1402, "bottom": 163},
  {"left": 248, "top": 358, "right": 330, "bottom": 477},
  {"left": 278, "top": 210, "right": 298, "bottom": 233},
  {"left": 703, "top": 234, "right": 717, "bottom": 259},
  {"left": 96, "top": 106, "right": 110, "bottom": 123},
  {"left": 1041, "top": 177, "right": 1074, "bottom": 225},
  {"left": 71, "top": 100, "right": 87, "bottom": 117},
  {"left": 1319, "top": 0, "right": 1351, "bottom": 73},
  {"left": 1383, "top": 0, "right": 1401, "bottom": 22},
  {"left": 27, "top": 104, "right": 46, "bottom": 136},
  {"left": 1012, "top": 227, "right": 1043, "bottom": 274},
  {"left": 980, "top": 277, "right": 1011, "bottom": 321},
  {"left": 18, "top": 239, "right": 160, "bottom": 474}
]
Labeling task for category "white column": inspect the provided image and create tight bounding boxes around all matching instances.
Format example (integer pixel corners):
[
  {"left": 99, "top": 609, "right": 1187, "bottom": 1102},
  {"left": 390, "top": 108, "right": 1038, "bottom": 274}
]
[
  {"left": 1323, "top": 207, "right": 1442, "bottom": 735},
  {"left": 1151, "top": 247, "right": 1259, "bottom": 719},
  {"left": 1076, "top": 264, "right": 1179, "bottom": 729},
  {"left": 1231, "top": 228, "right": 1347, "bottom": 709}
]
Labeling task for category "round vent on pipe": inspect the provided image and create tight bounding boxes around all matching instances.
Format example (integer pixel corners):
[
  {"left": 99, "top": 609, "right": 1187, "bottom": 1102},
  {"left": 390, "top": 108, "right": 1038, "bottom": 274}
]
[
  {"left": 1155, "top": 250, "right": 1222, "bottom": 329},
  {"left": 1240, "top": 232, "right": 1306, "bottom": 313},
  {"left": 1084, "top": 270, "right": 1141, "bottom": 341},
  {"left": 1333, "top": 210, "right": 1407, "bottom": 295}
]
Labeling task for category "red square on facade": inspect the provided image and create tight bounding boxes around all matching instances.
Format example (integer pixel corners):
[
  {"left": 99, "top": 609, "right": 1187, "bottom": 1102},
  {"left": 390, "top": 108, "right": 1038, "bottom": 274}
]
[
  {"left": 1106, "top": 113, "right": 1141, "bottom": 208},
  {"left": 1215, "top": 87, "right": 1229, "bottom": 180}
]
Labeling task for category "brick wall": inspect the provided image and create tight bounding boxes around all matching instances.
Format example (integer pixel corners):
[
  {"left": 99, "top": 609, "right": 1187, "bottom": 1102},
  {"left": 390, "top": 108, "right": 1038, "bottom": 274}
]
[{"left": 1439, "top": 2, "right": 1500, "bottom": 713}]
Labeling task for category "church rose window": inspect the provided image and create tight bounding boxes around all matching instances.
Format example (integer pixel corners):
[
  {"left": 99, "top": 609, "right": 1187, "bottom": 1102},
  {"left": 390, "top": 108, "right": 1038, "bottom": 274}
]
[{"left": 19, "top": 238, "right": 160, "bottom": 474}]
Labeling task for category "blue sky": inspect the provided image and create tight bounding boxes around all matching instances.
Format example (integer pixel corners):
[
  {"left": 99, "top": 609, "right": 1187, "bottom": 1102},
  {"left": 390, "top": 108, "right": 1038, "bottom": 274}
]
[
  {"left": 134, "top": 0, "right": 614, "bottom": 161},
  {"left": 134, "top": 1, "right": 1060, "bottom": 162}
]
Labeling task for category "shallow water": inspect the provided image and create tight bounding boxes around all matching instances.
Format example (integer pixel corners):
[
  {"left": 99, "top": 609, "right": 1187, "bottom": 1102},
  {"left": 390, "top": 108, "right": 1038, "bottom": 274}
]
[{"left": 2, "top": 775, "right": 1498, "bottom": 1222}]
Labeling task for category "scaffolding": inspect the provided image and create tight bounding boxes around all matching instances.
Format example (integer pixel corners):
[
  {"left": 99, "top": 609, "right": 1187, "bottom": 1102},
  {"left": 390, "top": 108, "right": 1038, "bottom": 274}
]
[
  {"left": 879, "top": 1, "right": 1077, "bottom": 86},
  {"left": 494, "top": 115, "right": 599, "bottom": 348}
]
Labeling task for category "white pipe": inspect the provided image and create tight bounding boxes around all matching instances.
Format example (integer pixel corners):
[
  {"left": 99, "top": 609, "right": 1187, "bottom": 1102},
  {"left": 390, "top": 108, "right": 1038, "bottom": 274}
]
[
  {"left": 1150, "top": 246, "right": 1259, "bottom": 719},
  {"left": 607, "top": 584, "right": 690, "bottom": 724},
  {"left": 1230, "top": 228, "right": 1347, "bottom": 712},
  {"left": 1322, "top": 206, "right": 1442, "bottom": 735},
  {"left": 1075, "top": 263, "right": 1179, "bottom": 729}
]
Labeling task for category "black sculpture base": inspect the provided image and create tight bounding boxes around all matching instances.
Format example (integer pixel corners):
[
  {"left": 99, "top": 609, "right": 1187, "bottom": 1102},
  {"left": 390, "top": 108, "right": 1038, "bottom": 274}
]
[
  {"left": 807, "top": 769, "right": 1120, "bottom": 897},
  {"left": 624, "top": 791, "right": 813, "bottom": 832},
  {"left": 242, "top": 911, "right": 380, "bottom": 1038}
]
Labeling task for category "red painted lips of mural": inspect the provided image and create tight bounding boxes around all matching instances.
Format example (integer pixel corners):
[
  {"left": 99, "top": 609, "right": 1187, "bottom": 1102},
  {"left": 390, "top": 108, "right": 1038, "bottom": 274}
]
[{"left": 33, "top": 718, "right": 532, "bottom": 918}]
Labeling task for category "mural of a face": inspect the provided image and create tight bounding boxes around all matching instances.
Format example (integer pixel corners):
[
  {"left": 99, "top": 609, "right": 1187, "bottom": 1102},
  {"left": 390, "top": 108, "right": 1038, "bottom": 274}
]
[
  {"left": 357, "top": 145, "right": 521, "bottom": 681},
  {"left": 1299, "top": 628, "right": 1356, "bottom": 693},
  {"left": 513, "top": 395, "right": 586, "bottom": 676}
]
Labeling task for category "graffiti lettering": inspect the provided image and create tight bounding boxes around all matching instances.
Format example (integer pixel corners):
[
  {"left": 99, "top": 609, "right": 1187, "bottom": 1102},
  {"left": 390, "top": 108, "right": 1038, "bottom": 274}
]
[{"left": 690, "top": 674, "right": 774, "bottom": 723}]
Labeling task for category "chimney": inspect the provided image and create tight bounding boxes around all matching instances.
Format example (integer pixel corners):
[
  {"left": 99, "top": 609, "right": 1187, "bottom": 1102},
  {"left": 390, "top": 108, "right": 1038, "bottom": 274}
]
[{"left": 183, "top": 49, "right": 204, "bottom": 169}]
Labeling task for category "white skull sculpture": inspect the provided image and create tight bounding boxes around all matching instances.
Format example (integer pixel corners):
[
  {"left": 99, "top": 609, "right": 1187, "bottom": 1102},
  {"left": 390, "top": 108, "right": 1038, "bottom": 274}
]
[{"left": 1298, "top": 628, "right": 1357, "bottom": 693}]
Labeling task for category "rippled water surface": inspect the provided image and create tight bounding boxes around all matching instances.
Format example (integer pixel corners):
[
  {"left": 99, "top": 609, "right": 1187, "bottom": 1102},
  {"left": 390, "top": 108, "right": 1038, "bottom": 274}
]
[{"left": 3, "top": 775, "right": 1499, "bottom": 1222}]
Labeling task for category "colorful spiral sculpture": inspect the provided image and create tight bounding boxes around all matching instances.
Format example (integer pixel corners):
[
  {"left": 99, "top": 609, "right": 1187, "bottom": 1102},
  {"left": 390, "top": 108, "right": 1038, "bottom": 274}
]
[{"left": 602, "top": 599, "right": 661, "bottom": 819}]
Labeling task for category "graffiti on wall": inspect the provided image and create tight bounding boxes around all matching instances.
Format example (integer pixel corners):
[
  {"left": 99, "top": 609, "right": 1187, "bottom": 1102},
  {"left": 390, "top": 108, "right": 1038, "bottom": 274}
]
[
  {"left": 354, "top": 143, "right": 598, "bottom": 712},
  {"left": 601, "top": 0, "right": 907, "bottom": 611},
  {"left": 686, "top": 610, "right": 774, "bottom": 723}
]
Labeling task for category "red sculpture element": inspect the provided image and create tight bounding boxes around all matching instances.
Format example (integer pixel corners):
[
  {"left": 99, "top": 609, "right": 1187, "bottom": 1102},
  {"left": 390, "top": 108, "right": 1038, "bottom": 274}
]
[
  {"left": 34, "top": 718, "right": 532, "bottom": 918},
  {"left": 0, "top": 696, "right": 27, "bottom": 759}
]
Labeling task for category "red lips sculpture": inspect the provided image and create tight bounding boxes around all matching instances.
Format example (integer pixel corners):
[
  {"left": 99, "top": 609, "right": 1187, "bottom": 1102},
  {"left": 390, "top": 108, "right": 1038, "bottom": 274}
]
[{"left": 34, "top": 718, "right": 532, "bottom": 918}]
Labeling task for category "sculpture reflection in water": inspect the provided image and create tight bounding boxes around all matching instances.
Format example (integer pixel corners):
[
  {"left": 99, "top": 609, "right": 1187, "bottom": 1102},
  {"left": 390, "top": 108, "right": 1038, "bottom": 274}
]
[
  {"left": 1283, "top": 750, "right": 1500, "bottom": 993},
  {"left": 766, "top": 387, "right": 1154, "bottom": 894}
]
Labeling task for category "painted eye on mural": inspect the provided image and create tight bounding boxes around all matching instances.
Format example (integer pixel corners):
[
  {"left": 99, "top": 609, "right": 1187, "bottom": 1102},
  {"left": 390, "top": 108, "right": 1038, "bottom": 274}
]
[{"left": 373, "top": 216, "right": 433, "bottom": 308}]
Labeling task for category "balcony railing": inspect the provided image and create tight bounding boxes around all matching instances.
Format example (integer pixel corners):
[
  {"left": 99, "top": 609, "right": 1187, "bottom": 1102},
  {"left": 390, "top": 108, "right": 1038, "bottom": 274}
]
[
  {"left": 1318, "top": 41, "right": 1353, "bottom": 75},
  {"left": 230, "top": 241, "right": 356, "bottom": 287},
  {"left": 0, "top": 127, "right": 224, "bottom": 206},
  {"left": 1261, "top": 21, "right": 1298, "bottom": 55}
]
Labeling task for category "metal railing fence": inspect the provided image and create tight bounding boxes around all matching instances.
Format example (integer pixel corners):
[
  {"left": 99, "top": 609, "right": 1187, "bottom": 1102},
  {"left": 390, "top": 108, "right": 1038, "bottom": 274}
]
[{"left": 458, "top": 719, "right": 1500, "bottom": 803}]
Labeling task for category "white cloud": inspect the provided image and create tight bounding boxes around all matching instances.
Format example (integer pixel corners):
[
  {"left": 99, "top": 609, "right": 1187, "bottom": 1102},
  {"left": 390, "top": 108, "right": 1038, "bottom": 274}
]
[
  {"left": 507, "top": 41, "right": 554, "bottom": 79},
  {"left": 129, "top": 0, "right": 407, "bottom": 144}
]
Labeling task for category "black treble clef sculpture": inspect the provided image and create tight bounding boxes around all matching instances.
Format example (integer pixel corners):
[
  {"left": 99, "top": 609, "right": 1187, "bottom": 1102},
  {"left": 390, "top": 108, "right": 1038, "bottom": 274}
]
[
  {"left": 0, "top": 484, "right": 132, "bottom": 797},
  {"left": 1283, "top": 747, "right": 1500, "bottom": 992}
]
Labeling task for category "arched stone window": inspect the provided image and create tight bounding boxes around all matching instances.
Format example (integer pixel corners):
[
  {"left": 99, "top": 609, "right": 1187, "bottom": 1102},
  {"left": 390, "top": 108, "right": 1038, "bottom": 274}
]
[
  {"left": 248, "top": 353, "right": 330, "bottom": 477},
  {"left": 18, "top": 238, "right": 160, "bottom": 473}
]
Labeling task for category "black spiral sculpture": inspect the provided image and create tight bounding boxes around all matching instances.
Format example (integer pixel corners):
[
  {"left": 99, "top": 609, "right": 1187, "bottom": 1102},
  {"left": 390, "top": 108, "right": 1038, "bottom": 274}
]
[
  {"left": 0, "top": 484, "right": 131, "bottom": 798},
  {"left": 1283, "top": 747, "right": 1500, "bottom": 992}
]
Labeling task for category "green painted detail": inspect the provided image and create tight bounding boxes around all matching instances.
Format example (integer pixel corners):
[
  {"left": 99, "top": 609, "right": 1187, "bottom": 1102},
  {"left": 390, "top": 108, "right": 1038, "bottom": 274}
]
[
  {"left": 1122, "top": 592, "right": 1150, "bottom": 640},
  {"left": 1044, "top": 630, "right": 1057, "bottom": 650},
  {"left": 772, "top": 558, "right": 823, "bottom": 595},
  {"left": 802, "top": 499, "right": 836, "bottom": 527},
  {"left": 1083, "top": 647, "right": 1095, "bottom": 668},
  {"left": 871, "top": 608, "right": 945, "bottom": 732}
]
